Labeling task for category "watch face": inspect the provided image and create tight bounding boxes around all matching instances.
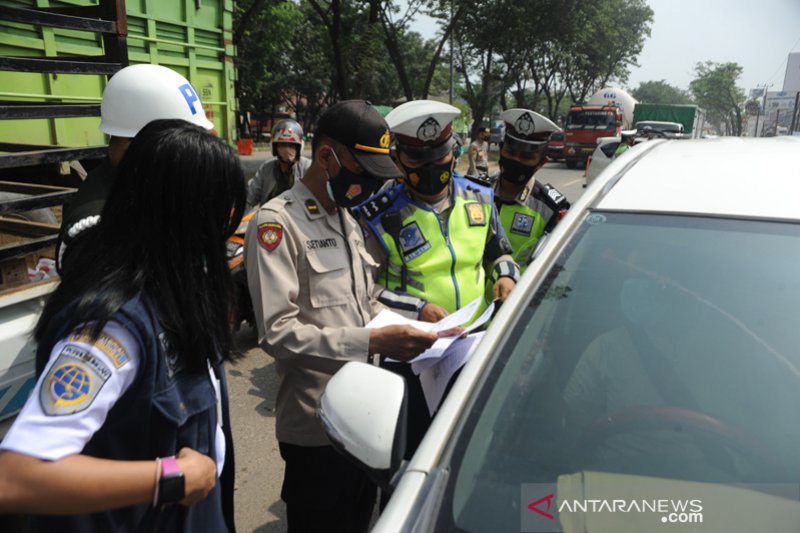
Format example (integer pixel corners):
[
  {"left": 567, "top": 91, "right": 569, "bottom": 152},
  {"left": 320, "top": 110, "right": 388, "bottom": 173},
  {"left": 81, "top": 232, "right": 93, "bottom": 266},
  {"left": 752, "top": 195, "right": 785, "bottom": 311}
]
[{"left": 160, "top": 473, "right": 185, "bottom": 505}]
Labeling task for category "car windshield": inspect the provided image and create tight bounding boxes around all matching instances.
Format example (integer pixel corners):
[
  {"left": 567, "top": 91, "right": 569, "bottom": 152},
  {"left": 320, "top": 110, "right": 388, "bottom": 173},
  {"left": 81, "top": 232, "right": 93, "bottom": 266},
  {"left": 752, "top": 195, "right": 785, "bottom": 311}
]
[
  {"left": 566, "top": 110, "right": 616, "bottom": 130},
  {"left": 435, "top": 212, "right": 800, "bottom": 532}
]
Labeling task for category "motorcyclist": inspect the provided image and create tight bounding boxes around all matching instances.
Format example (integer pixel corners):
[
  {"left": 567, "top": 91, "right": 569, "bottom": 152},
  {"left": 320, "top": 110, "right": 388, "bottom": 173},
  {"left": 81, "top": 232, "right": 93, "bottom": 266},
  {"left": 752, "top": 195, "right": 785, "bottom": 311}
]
[
  {"left": 492, "top": 108, "right": 571, "bottom": 270},
  {"left": 245, "top": 119, "right": 311, "bottom": 210}
]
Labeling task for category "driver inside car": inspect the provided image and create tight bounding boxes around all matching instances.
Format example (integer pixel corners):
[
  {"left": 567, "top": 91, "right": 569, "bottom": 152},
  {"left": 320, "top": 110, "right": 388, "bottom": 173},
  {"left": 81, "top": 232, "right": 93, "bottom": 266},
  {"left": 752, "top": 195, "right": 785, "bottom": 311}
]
[{"left": 560, "top": 249, "right": 762, "bottom": 481}]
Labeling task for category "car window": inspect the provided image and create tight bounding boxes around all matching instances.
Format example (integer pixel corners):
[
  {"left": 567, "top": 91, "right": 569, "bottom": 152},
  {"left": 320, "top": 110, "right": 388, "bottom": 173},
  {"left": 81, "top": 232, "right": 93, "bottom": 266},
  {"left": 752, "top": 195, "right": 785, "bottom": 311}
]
[
  {"left": 436, "top": 212, "right": 800, "bottom": 532},
  {"left": 599, "top": 141, "right": 621, "bottom": 158}
]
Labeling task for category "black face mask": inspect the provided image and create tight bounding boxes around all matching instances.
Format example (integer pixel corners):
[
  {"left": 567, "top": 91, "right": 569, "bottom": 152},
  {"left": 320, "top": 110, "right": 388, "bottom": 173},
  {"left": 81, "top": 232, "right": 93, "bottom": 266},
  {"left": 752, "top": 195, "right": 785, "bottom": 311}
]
[
  {"left": 499, "top": 155, "right": 536, "bottom": 185},
  {"left": 403, "top": 160, "right": 454, "bottom": 196},
  {"left": 326, "top": 150, "right": 378, "bottom": 207}
]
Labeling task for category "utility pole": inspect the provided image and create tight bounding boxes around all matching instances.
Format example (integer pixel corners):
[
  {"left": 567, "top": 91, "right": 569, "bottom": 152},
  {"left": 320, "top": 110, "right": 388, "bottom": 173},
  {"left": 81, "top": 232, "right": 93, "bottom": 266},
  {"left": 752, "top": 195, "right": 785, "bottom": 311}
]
[
  {"left": 753, "top": 83, "right": 771, "bottom": 137},
  {"left": 448, "top": 0, "right": 454, "bottom": 104}
]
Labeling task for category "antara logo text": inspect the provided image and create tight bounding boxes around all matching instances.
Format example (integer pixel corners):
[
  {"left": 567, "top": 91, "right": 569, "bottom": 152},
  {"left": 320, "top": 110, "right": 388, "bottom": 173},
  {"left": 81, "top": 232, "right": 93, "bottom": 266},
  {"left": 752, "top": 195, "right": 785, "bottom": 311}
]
[{"left": 528, "top": 495, "right": 704, "bottom": 524}]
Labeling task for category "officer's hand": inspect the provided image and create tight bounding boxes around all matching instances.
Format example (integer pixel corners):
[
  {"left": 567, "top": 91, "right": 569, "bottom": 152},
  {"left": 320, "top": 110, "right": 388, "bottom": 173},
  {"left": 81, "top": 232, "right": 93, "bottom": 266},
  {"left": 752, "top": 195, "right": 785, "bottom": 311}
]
[
  {"left": 419, "top": 303, "right": 447, "bottom": 323},
  {"left": 493, "top": 277, "right": 516, "bottom": 302},
  {"left": 176, "top": 447, "right": 217, "bottom": 507},
  {"left": 369, "top": 325, "right": 438, "bottom": 362}
]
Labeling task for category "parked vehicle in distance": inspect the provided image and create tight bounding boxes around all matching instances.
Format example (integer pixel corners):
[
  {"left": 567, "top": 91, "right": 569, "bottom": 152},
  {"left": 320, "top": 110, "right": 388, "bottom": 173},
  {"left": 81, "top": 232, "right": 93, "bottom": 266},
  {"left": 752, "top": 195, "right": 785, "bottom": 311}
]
[
  {"left": 584, "top": 134, "right": 649, "bottom": 187},
  {"left": 546, "top": 130, "right": 565, "bottom": 161},
  {"left": 320, "top": 136, "right": 800, "bottom": 532},
  {"left": 633, "top": 103, "right": 705, "bottom": 139},
  {"left": 635, "top": 120, "right": 685, "bottom": 139},
  {"left": 584, "top": 136, "right": 622, "bottom": 187}
]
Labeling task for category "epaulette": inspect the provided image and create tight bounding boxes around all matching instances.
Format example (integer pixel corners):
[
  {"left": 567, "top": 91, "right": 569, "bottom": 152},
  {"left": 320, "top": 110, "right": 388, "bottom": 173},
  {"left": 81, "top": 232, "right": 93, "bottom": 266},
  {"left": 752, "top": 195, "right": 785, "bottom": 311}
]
[
  {"left": 532, "top": 181, "right": 570, "bottom": 210},
  {"left": 463, "top": 172, "right": 497, "bottom": 188},
  {"left": 355, "top": 188, "right": 396, "bottom": 221}
]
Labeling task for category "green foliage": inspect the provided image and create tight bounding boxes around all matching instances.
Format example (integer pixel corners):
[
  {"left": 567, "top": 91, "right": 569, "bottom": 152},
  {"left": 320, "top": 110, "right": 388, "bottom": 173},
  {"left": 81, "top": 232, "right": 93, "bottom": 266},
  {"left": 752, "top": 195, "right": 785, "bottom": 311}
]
[
  {"left": 689, "top": 61, "right": 746, "bottom": 136},
  {"left": 233, "top": 0, "right": 654, "bottom": 136},
  {"left": 632, "top": 80, "right": 693, "bottom": 105}
]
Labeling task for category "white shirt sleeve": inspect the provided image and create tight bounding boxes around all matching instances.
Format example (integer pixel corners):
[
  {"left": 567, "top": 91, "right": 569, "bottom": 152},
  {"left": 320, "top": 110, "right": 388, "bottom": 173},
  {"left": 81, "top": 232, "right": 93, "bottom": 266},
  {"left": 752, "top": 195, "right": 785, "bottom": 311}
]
[{"left": 0, "top": 321, "right": 139, "bottom": 461}]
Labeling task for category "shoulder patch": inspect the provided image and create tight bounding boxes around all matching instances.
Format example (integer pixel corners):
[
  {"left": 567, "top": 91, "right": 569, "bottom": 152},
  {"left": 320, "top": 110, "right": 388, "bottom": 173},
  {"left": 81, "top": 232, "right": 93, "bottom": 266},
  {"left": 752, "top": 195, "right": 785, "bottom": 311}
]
[
  {"left": 533, "top": 182, "right": 569, "bottom": 209},
  {"left": 69, "top": 329, "right": 131, "bottom": 369},
  {"left": 40, "top": 344, "right": 112, "bottom": 416},
  {"left": 257, "top": 222, "right": 283, "bottom": 251}
]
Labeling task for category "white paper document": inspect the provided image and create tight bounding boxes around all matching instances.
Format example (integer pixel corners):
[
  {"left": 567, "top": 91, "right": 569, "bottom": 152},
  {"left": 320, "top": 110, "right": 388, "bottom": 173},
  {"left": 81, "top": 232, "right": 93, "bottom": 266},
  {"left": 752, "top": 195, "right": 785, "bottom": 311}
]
[
  {"left": 418, "top": 332, "right": 485, "bottom": 415},
  {"left": 367, "top": 296, "right": 494, "bottom": 364}
]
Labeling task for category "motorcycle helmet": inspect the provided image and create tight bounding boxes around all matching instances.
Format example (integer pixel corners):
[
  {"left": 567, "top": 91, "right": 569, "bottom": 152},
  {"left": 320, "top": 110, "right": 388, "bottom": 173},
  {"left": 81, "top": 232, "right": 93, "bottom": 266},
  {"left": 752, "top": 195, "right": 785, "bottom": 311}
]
[
  {"left": 271, "top": 119, "right": 304, "bottom": 159},
  {"left": 100, "top": 64, "right": 214, "bottom": 138}
]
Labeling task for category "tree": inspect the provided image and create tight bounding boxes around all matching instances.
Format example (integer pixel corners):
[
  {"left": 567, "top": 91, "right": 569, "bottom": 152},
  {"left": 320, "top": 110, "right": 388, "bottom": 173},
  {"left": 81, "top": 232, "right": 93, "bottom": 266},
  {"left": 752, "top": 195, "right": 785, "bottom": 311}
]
[
  {"left": 689, "top": 62, "right": 746, "bottom": 136},
  {"left": 632, "top": 80, "right": 693, "bottom": 104}
]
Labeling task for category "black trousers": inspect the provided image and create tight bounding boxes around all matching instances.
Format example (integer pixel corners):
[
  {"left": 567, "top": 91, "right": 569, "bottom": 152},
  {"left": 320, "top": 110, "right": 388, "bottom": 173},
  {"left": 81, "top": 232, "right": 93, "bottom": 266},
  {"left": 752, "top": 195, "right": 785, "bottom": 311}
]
[
  {"left": 380, "top": 361, "right": 432, "bottom": 460},
  {"left": 279, "top": 443, "right": 376, "bottom": 533}
]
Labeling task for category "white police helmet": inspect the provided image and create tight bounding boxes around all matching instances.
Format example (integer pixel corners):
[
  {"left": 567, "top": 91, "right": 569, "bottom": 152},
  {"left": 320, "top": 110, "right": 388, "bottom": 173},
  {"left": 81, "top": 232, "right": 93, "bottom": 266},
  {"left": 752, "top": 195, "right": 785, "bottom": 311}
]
[
  {"left": 386, "top": 100, "right": 461, "bottom": 162},
  {"left": 500, "top": 108, "right": 559, "bottom": 154},
  {"left": 99, "top": 64, "right": 214, "bottom": 138}
]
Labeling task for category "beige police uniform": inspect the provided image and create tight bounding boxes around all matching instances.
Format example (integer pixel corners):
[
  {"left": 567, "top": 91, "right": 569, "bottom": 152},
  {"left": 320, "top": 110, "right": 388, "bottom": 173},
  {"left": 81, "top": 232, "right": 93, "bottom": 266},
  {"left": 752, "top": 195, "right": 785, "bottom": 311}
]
[{"left": 245, "top": 178, "right": 384, "bottom": 446}]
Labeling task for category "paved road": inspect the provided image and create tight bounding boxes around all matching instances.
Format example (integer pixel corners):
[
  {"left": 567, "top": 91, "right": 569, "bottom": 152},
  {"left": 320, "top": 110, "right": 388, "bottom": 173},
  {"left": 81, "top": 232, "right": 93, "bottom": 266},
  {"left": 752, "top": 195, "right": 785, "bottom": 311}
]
[{"left": 228, "top": 155, "right": 586, "bottom": 532}]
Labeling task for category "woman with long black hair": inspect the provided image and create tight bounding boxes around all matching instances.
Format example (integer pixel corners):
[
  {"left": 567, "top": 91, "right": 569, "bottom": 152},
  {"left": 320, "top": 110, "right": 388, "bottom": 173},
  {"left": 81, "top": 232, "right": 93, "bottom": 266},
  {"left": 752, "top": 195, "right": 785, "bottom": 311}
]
[{"left": 0, "top": 119, "right": 245, "bottom": 532}]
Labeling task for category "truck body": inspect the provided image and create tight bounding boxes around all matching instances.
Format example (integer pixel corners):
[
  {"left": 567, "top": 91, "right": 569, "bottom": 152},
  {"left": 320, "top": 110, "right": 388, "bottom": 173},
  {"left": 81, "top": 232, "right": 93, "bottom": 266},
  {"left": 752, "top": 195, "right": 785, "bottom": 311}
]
[
  {"left": 0, "top": 0, "right": 235, "bottom": 430},
  {"left": 632, "top": 103, "right": 706, "bottom": 138},
  {"left": 563, "top": 105, "right": 623, "bottom": 168},
  {"left": 563, "top": 87, "right": 636, "bottom": 169}
]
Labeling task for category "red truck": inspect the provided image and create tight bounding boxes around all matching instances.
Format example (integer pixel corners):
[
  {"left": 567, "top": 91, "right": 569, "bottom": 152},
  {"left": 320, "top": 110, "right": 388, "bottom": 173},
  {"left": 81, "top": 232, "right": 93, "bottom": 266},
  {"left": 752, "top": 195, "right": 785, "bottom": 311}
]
[{"left": 562, "top": 105, "right": 623, "bottom": 169}]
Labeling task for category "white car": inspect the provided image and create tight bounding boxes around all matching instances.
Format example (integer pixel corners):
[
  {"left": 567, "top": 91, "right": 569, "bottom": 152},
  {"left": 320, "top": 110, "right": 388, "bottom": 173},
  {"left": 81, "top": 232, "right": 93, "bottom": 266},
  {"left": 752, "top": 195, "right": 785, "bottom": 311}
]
[{"left": 321, "top": 137, "right": 800, "bottom": 532}]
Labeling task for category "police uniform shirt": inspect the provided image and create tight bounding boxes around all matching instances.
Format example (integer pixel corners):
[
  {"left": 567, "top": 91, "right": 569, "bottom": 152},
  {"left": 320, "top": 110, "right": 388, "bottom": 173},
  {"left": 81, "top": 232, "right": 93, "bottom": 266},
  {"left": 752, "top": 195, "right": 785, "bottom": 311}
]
[
  {"left": 1, "top": 321, "right": 225, "bottom": 473},
  {"left": 244, "top": 179, "right": 384, "bottom": 446}
]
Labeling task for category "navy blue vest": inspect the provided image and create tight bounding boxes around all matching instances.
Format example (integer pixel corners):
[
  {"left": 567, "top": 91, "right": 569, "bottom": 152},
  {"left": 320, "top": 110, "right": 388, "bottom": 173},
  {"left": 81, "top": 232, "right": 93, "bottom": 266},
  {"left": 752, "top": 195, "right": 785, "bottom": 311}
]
[{"left": 32, "top": 294, "right": 232, "bottom": 532}]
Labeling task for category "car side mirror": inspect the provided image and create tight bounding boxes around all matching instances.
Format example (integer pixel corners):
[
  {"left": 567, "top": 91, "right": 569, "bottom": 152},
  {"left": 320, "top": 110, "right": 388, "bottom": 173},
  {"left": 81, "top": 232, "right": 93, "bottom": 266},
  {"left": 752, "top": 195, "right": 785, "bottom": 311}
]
[{"left": 318, "top": 362, "right": 408, "bottom": 491}]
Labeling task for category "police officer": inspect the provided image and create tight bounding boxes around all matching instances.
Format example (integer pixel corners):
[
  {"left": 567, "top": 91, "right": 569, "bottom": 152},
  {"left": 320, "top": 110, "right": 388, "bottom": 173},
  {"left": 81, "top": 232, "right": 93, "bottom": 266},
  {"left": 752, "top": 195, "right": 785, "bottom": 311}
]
[
  {"left": 245, "top": 118, "right": 311, "bottom": 211},
  {"left": 615, "top": 129, "right": 637, "bottom": 157},
  {"left": 491, "top": 108, "right": 571, "bottom": 270},
  {"left": 356, "top": 99, "right": 520, "bottom": 457},
  {"left": 0, "top": 120, "right": 242, "bottom": 532},
  {"left": 244, "top": 100, "right": 441, "bottom": 533},
  {"left": 57, "top": 64, "right": 214, "bottom": 271}
]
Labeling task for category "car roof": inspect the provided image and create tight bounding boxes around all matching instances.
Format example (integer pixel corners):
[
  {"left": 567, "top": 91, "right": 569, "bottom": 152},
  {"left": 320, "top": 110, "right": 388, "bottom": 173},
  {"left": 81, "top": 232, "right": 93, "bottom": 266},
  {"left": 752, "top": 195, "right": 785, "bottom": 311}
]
[{"left": 594, "top": 137, "right": 800, "bottom": 220}]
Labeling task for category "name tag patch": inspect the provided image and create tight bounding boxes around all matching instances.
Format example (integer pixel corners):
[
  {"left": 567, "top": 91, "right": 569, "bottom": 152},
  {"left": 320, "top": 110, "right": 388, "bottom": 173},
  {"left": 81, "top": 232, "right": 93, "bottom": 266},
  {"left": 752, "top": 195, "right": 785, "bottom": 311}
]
[
  {"left": 465, "top": 203, "right": 486, "bottom": 226},
  {"left": 69, "top": 329, "right": 131, "bottom": 369},
  {"left": 511, "top": 213, "right": 534, "bottom": 236},
  {"left": 306, "top": 238, "right": 338, "bottom": 250},
  {"left": 40, "top": 344, "right": 112, "bottom": 416}
]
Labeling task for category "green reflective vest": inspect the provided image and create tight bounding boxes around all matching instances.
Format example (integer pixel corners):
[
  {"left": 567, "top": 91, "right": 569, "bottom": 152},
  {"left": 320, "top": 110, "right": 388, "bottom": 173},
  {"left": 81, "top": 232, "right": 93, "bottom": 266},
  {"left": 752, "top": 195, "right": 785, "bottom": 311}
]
[{"left": 360, "top": 177, "right": 494, "bottom": 315}]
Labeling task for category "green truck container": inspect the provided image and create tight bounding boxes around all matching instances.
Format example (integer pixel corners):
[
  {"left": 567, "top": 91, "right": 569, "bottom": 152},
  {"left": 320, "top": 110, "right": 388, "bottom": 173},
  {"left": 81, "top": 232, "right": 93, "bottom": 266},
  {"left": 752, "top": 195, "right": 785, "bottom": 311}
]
[
  {"left": 0, "top": 0, "right": 237, "bottom": 428},
  {"left": 0, "top": 0, "right": 237, "bottom": 146},
  {"left": 632, "top": 103, "right": 706, "bottom": 138}
]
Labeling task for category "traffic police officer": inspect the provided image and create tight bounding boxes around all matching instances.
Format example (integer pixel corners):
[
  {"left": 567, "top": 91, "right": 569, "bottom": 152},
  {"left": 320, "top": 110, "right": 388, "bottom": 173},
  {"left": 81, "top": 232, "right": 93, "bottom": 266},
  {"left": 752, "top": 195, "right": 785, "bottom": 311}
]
[
  {"left": 244, "top": 100, "right": 441, "bottom": 533},
  {"left": 491, "top": 108, "right": 571, "bottom": 269},
  {"left": 355, "top": 99, "right": 520, "bottom": 458}
]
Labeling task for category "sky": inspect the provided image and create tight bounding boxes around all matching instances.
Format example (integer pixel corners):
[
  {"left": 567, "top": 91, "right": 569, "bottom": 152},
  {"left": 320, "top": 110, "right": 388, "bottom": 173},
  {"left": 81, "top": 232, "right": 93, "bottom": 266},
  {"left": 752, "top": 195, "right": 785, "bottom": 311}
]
[{"left": 409, "top": 0, "right": 800, "bottom": 93}]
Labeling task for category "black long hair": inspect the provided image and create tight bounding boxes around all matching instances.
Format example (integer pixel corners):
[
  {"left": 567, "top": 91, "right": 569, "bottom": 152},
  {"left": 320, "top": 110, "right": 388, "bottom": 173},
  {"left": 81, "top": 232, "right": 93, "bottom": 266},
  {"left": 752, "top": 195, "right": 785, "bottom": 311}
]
[{"left": 35, "top": 119, "right": 246, "bottom": 370}]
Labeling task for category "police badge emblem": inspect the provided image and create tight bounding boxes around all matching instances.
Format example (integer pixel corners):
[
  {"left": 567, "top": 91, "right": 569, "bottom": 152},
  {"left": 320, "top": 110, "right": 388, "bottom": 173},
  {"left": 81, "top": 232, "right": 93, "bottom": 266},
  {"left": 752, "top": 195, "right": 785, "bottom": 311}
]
[{"left": 465, "top": 203, "right": 486, "bottom": 226}]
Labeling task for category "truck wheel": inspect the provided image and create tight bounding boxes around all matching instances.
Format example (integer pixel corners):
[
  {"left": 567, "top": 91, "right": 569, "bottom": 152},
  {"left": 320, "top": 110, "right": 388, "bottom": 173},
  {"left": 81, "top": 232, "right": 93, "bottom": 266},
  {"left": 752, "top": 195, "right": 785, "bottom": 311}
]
[{"left": 566, "top": 159, "right": 578, "bottom": 169}]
